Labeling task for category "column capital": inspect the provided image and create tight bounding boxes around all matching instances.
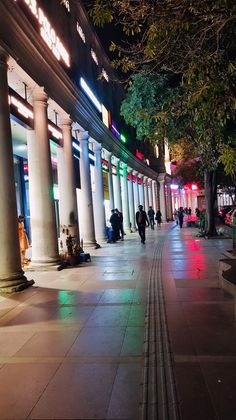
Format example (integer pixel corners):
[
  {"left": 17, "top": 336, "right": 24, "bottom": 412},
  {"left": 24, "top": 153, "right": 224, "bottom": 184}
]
[
  {"left": 77, "top": 130, "right": 89, "bottom": 143},
  {"left": 33, "top": 86, "right": 48, "bottom": 103},
  {"left": 61, "top": 115, "right": 72, "bottom": 127},
  {"left": 93, "top": 142, "right": 102, "bottom": 153},
  {"left": 105, "top": 150, "right": 112, "bottom": 159},
  {"left": 158, "top": 173, "right": 166, "bottom": 183}
]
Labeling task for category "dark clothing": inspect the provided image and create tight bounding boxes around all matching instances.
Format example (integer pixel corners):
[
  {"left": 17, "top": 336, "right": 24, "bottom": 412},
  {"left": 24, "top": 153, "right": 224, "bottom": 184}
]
[
  {"left": 155, "top": 211, "right": 162, "bottom": 225},
  {"left": 136, "top": 210, "right": 149, "bottom": 243},
  {"left": 148, "top": 208, "right": 155, "bottom": 230},
  {"left": 110, "top": 213, "right": 120, "bottom": 241},
  {"left": 178, "top": 210, "right": 184, "bottom": 228},
  {"left": 117, "top": 211, "right": 124, "bottom": 238}
]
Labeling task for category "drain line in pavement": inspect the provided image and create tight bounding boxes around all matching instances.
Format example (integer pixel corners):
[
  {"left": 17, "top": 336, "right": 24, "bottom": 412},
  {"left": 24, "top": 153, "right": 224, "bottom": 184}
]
[{"left": 140, "top": 235, "right": 181, "bottom": 420}]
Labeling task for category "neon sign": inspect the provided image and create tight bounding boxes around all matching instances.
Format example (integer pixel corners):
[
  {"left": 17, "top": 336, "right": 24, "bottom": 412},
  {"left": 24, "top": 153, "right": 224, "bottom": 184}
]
[
  {"left": 91, "top": 49, "right": 98, "bottom": 65},
  {"left": 80, "top": 78, "right": 102, "bottom": 112},
  {"left": 77, "top": 22, "right": 85, "bottom": 43},
  {"left": 9, "top": 95, "right": 33, "bottom": 119},
  {"left": 111, "top": 121, "right": 120, "bottom": 140},
  {"left": 136, "top": 149, "right": 143, "bottom": 160},
  {"left": 48, "top": 124, "right": 62, "bottom": 140},
  {"left": 102, "top": 68, "right": 109, "bottom": 82},
  {"left": 15, "top": 0, "right": 70, "bottom": 67},
  {"left": 102, "top": 105, "right": 110, "bottom": 128}
]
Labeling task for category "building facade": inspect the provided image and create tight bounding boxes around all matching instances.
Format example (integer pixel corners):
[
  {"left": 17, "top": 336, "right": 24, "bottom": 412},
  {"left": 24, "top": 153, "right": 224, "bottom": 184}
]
[{"left": 0, "top": 0, "right": 172, "bottom": 292}]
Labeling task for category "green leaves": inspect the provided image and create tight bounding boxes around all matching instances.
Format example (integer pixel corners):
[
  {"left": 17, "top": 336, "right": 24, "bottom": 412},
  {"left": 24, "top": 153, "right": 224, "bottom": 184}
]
[{"left": 88, "top": 1, "right": 113, "bottom": 27}]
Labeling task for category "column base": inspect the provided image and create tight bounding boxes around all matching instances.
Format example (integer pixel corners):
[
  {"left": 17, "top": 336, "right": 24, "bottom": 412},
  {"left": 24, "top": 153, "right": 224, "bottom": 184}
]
[
  {"left": 0, "top": 276, "right": 35, "bottom": 294},
  {"left": 83, "top": 242, "right": 101, "bottom": 249},
  {"left": 26, "top": 258, "right": 62, "bottom": 271}
]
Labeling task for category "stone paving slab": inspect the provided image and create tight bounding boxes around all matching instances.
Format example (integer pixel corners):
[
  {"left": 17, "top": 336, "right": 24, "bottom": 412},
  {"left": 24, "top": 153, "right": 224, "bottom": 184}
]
[{"left": 0, "top": 224, "right": 235, "bottom": 419}]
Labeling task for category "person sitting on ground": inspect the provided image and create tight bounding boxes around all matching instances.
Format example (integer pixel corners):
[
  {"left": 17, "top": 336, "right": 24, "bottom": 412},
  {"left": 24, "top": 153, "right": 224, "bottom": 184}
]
[
  {"left": 148, "top": 206, "right": 155, "bottom": 230},
  {"left": 136, "top": 204, "right": 149, "bottom": 244}
]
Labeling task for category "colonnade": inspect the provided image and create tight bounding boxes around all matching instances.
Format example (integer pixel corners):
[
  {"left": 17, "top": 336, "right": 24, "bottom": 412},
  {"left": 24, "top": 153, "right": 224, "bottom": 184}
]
[{"left": 0, "top": 47, "right": 172, "bottom": 292}]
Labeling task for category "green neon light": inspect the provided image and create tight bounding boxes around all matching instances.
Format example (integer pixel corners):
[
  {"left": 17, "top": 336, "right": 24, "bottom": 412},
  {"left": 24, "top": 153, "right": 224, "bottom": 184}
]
[{"left": 120, "top": 133, "right": 127, "bottom": 143}]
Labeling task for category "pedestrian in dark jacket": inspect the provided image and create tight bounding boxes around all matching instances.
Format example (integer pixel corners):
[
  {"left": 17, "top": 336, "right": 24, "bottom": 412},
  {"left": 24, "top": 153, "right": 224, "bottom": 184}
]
[
  {"left": 148, "top": 206, "right": 155, "bottom": 230},
  {"left": 155, "top": 210, "right": 162, "bottom": 228},
  {"left": 115, "top": 208, "right": 125, "bottom": 240},
  {"left": 136, "top": 205, "right": 149, "bottom": 244},
  {"left": 178, "top": 207, "right": 185, "bottom": 228},
  {"left": 109, "top": 209, "right": 119, "bottom": 242}
]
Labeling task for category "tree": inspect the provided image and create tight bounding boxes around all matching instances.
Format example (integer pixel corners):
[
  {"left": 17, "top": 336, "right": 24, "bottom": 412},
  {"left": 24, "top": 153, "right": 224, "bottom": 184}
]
[
  {"left": 87, "top": 0, "right": 236, "bottom": 235},
  {"left": 120, "top": 64, "right": 235, "bottom": 234}
]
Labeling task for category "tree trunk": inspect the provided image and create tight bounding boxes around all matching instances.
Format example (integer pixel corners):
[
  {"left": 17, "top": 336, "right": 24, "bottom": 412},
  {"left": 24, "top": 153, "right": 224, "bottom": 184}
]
[{"left": 204, "top": 170, "right": 217, "bottom": 237}]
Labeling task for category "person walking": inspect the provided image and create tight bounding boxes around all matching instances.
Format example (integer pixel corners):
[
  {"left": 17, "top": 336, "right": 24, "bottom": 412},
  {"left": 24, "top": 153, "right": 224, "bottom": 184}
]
[
  {"left": 147, "top": 206, "right": 155, "bottom": 230},
  {"left": 136, "top": 204, "right": 149, "bottom": 244},
  {"left": 178, "top": 207, "right": 185, "bottom": 228},
  {"left": 155, "top": 210, "right": 162, "bottom": 228}
]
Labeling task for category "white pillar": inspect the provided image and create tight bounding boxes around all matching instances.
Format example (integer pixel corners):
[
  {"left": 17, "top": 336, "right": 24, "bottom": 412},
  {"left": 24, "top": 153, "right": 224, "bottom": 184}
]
[
  {"left": 93, "top": 142, "right": 107, "bottom": 241},
  {"left": 133, "top": 171, "right": 140, "bottom": 212},
  {"left": 0, "top": 48, "right": 33, "bottom": 292},
  {"left": 139, "top": 175, "right": 145, "bottom": 207},
  {"left": 166, "top": 184, "right": 173, "bottom": 220},
  {"left": 27, "top": 86, "right": 59, "bottom": 264},
  {"left": 144, "top": 176, "right": 149, "bottom": 212},
  {"left": 121, "top": 164, "right": 131, "bottom": 232},
  {"left": 113, "top": 159, "right": 122, "bottom": 212},
  {"left": 158, "top": 174, "right": 167, "bottom": 222},
  {"left": 57, "top": 116, "right": 80, "bottom": 251},
  {"left": 148, "top": 179, "right": 153, "bottom": 208},
  {"left": 77, "top": 131, "right": 97, "bottom": 247},
  {"left": 152, "top": 180, "right": 157, "bottom": 213},
  {"left": 106, "top": 151, "right": 114, "bottom": 211},
  {"left": 128, "top": 170, "right": 136, "bottom": 230}
]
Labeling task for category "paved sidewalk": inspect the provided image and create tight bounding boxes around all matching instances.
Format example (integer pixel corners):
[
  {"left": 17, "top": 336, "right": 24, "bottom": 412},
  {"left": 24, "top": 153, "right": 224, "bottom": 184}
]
[
  {"left": 0, "top": 229, "right": 158, "bottom": 420},
  {"left": 0, "top": 224, "right": 235, "bottom": 419},
  {"left": 162, "top": 225, "right": 235, "bottom": 420}
]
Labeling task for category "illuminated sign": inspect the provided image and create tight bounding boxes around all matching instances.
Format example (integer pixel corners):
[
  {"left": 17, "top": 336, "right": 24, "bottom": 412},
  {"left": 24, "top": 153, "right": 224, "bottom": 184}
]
[
  {"left": 91, "top": 49, "right": 98, "bottom": 65},
  {"left": 170, "top": 184, "right": 179, "bottom": 190},
  {"left": 15, "top": 0, "right": 70, "bottom": 67},
  {"left": 9, "top": 95, "right": 33, "bottom": 120},
  {"left": 61, "top": 0, "right": 70, "bottom": 12},
  {"left": 102, "top": 68, "right": 109, "bottom": 82},
  {"left": 120, "top": 133, "right": 127, "bottom": 143},
  {"left": 102, "top": 159, "right": 109, "bottom": 172},
  {"left": 77, "top": 22, "right": 85, "bottom": 43},
  {"left": 48, "top": 124, "right": 62, "bottom": 140},
  {"left": 102, "top": 105, "right": 110, "bottom": 128},
  {"left": 80, "top": 78, "right": 102, "bottom": 112},
  {"left": 72, "top": 141, "right": 81, "bottom": 153},
  {"left": 136, "top": 149, "right": 143, "bottom": 160},
  {"left": 112, "top": 166, "right": 117, "bottom": 175},
  {"left": 111, "top": 121, "right": 120, "bottom": 140},
  {"left": 89, "top": 152, "right": 96, "bottom": 162}
]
